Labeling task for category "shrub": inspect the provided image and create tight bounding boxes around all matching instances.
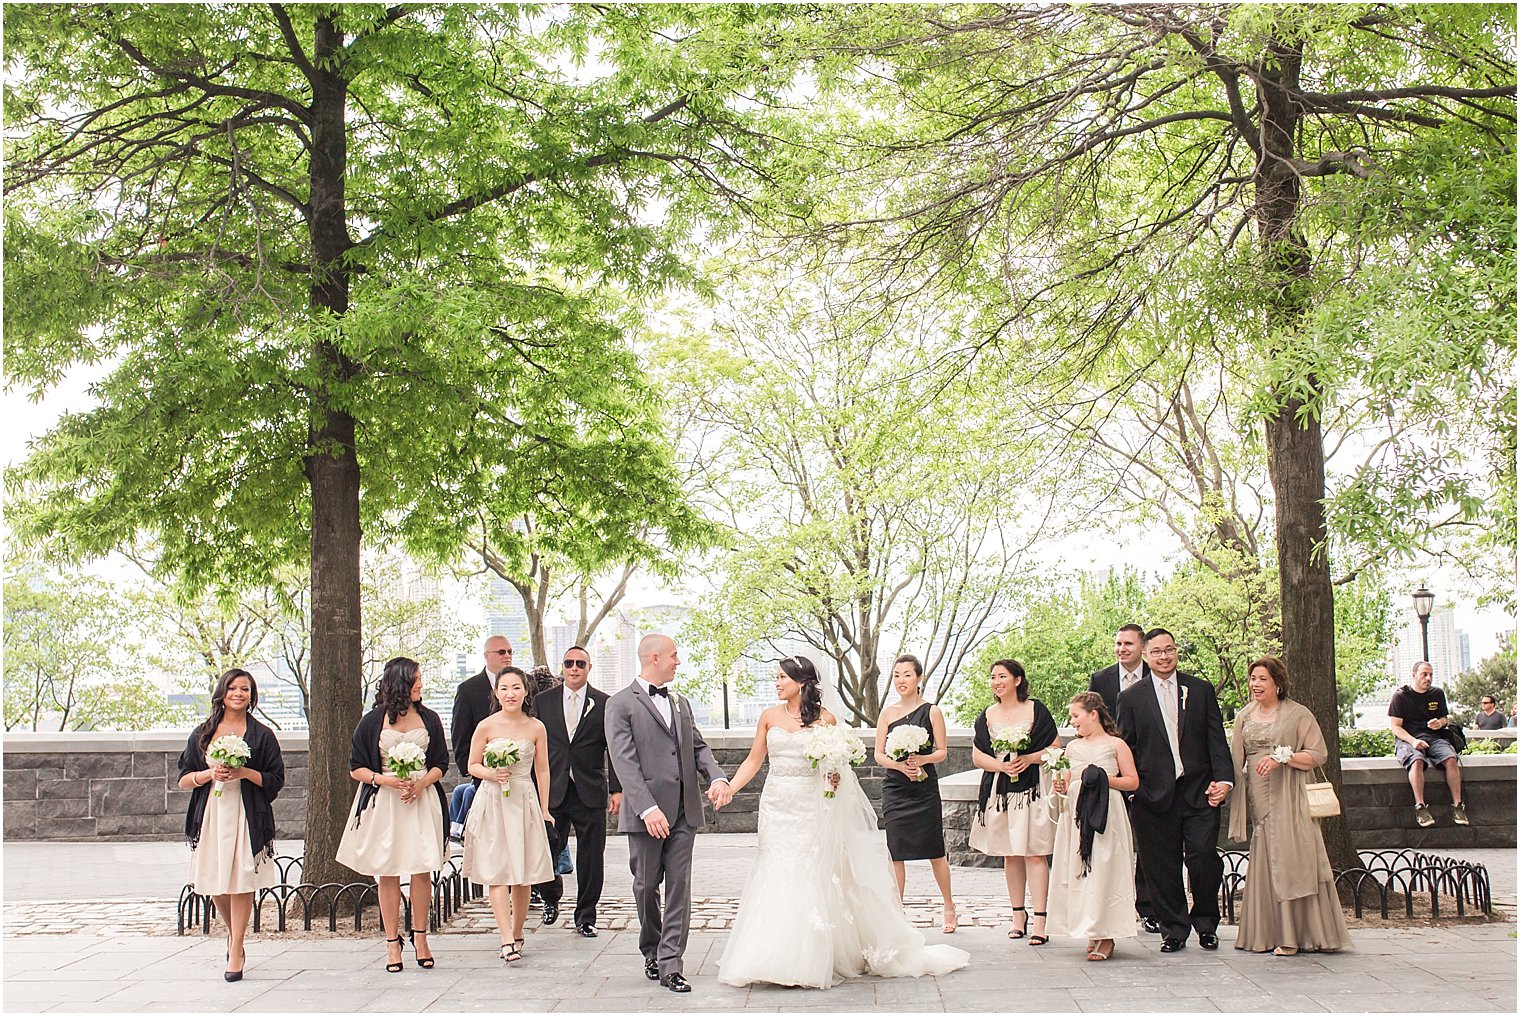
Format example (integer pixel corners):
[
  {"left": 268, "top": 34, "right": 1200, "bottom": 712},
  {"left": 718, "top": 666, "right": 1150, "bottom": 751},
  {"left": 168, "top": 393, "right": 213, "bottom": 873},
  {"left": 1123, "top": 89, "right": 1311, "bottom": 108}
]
[{"left": 1338, "top": 728, "right": 1395, "bottom": 757}]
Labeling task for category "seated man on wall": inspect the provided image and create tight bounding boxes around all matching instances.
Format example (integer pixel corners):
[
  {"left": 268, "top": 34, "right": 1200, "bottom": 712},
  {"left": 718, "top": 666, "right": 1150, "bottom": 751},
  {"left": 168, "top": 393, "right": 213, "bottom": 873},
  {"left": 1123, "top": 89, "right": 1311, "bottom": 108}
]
[{"left": 1388, "top": 661, "right": 1469, "bottom": 828}]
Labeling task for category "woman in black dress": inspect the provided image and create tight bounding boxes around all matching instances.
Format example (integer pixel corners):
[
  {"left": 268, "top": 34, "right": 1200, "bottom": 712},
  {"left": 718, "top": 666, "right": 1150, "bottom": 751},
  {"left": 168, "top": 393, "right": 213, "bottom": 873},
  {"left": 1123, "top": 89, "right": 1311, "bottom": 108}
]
[{"left": 873, "top": 653, "right": 956, "bottom": 933}]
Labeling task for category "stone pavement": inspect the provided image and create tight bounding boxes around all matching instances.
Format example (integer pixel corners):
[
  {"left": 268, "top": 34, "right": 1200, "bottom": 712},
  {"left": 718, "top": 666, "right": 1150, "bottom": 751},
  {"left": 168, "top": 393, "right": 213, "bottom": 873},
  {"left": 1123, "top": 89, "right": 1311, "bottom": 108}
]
[{"left": 3, "top": 839, "right": 1516, "bottom": 1013}]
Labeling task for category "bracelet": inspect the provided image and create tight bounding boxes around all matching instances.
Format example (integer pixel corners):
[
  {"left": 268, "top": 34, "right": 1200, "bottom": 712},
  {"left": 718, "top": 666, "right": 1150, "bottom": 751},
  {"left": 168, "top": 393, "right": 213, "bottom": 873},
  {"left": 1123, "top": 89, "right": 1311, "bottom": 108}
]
[{"left": 371, "top": 773, "right": 379, "bottom": 787}]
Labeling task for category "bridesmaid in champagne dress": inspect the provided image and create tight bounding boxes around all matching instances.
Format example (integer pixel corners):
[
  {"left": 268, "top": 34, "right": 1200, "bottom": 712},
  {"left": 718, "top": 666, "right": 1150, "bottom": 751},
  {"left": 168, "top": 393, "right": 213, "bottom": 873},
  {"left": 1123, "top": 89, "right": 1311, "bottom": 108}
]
[
  {"left": 1230, "top": 657, "right": 1351, "bottom": 955},
  {"left": 1046, "top": 692, "right": 1139, "bottom": 961},
  {"left": 874, "top": 653, "right": 957, "bottom": 933},
  {"left": 463, "top": 666, "right": 555, "bottom": 962},
  {"left": 336, "top": 657, "right": 450, "bottom": 973}
]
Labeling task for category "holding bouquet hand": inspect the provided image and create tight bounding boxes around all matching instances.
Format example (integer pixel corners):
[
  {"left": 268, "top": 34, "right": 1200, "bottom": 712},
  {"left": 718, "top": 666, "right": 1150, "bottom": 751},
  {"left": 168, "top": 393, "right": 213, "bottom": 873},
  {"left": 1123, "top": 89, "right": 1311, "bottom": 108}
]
[
  {"left": 385, "top": 740, "right": 428, "bottom": 802},
  {"left": 885, "top": 724, "right": 932, "bottom": 781},
  {"left": 990, "top": 723, "right": 1032, "bottom": 776},
  {"left": 481, "top": 738, "right": 521, "bottom": 797},
  {"left": 207, "top": 735, "right": 251, "bottom": 798},
  {"left": 806, "top": 725, "right": 866, "bottom": 798}
]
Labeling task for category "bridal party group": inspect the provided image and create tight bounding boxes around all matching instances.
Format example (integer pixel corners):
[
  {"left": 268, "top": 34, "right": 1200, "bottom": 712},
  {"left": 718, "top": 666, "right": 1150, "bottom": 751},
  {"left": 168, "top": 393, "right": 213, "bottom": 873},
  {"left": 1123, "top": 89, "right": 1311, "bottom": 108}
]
[{"left": 177, "top": 622, "right": 1350, "bottom": 988}]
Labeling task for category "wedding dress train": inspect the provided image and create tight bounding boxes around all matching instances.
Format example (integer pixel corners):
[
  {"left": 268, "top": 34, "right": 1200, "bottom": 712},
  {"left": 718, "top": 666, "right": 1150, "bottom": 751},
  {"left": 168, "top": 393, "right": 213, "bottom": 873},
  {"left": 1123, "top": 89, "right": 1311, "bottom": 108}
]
[{"left": 717, "top": 727, "right": 970, "bottom": 988}]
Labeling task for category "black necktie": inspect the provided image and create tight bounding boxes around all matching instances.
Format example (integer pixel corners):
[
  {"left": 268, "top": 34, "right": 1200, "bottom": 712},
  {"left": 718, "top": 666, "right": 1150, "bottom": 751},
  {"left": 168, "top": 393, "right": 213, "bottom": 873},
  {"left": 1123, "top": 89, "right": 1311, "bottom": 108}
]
[{"left": 648, "top": 685, "right": 669, "bottom": 698}]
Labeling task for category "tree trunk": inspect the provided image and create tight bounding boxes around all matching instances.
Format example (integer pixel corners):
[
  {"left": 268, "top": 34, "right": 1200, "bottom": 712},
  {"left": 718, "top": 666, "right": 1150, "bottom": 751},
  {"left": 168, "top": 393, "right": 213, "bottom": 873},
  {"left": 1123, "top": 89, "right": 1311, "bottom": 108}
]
[
  {"left": 303, "top": 15, "right": 363, "bottom": 886},
  {"left": 1254, "top": 37, "right": 1359, "bottom": 871}
]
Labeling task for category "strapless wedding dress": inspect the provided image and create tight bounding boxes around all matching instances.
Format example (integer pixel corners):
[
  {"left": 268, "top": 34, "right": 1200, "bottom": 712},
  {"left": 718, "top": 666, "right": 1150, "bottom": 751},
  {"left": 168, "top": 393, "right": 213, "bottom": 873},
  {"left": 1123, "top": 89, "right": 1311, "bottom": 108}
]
[{"left": 717, "top": 726, "right": 970, "bottom": 988}]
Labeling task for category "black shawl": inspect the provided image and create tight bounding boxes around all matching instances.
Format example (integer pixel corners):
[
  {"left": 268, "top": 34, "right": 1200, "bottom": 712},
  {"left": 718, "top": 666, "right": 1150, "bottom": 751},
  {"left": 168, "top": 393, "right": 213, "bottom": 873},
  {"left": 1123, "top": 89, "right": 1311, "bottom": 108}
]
[
  {"left": 1075, "top": 762, "right": 1110, "bottom": 878},
  {"left": 974, "top": 699, "right": 1059, "bottom": 820},
  {"left": 347, "top": 703, "right": 450, "bottom": 838},
  {"left": 178, "top": 716, "right": 286, "bottom": 860}
]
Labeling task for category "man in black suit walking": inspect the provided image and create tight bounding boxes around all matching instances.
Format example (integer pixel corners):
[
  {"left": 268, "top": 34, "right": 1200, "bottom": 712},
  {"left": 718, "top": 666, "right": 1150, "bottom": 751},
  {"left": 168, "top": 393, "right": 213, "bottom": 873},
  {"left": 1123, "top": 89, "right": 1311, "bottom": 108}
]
[
  {"left": 1088, "top": 622, "right": 1159, "bottom": 932},
  {"left": 531, "top": 645, "right": 622, "bottom": 936},
  {"left": 1117, "top": 628, "right": 1233, "bottom": 953},
  {"left": 448, "top": 635, "right": 512, "bottom": 841}
]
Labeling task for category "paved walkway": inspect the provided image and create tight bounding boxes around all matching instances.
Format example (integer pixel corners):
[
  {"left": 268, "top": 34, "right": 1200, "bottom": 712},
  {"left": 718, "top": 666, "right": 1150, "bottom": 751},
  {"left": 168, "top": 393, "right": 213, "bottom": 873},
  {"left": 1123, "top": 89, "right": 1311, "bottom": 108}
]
[{"left": 3, "top": 839, "right": 1515, "bottom": 1013}]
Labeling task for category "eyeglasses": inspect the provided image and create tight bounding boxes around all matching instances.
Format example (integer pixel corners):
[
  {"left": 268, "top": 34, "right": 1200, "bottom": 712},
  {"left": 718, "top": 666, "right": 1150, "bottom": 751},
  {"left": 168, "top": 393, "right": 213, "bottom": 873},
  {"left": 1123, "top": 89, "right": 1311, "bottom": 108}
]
[
  {"left": 563, "top": 659, "right": 589, "bottom": 669},
  {"left": 1148, "top": 646, "right": 1178, "bottom": 656}
]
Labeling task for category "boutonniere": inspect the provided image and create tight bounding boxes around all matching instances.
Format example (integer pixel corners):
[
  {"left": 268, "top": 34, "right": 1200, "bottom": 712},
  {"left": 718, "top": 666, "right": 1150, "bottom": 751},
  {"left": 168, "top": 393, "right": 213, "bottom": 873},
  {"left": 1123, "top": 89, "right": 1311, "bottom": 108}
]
[
  {"left": 669, "top": 690, "right": 682, "bottom": 709},
  {"left": 1181, "top": 685, "right": 1190, "bottom": 709},
  {"left": 582, "top": 698, "right": 595, "bottom": 717}
]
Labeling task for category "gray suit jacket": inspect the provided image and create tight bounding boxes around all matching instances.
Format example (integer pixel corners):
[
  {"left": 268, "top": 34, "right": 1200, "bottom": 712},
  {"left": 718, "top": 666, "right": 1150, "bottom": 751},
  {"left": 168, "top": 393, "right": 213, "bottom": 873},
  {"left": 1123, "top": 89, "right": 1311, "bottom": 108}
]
[{"left": 605, "top": 681, "right": 726, "bottom": 833}]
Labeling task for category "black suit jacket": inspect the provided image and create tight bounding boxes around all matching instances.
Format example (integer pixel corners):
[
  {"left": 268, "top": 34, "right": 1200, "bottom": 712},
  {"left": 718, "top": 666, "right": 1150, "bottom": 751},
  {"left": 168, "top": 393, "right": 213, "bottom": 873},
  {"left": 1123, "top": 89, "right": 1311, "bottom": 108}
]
[
  {"left": 1088, "top": 662, "right": 1151, "bottom": 717},
  {"left": 451, "top": 669, "right": 496, "bottom": 780},
  {"left": 1117, "top": 671, "right": 1232, "bottom": 812},
  {"left": 531, "top": 683, "right": 622, "bottom": 810}
]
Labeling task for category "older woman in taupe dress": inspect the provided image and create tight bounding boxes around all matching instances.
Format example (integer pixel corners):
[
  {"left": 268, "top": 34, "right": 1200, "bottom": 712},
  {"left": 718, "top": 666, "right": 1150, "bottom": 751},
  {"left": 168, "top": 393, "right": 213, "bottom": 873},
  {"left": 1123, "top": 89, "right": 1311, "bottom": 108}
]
[{"left": 1229, "top": 657, "right": 1352, "bottom": 956}]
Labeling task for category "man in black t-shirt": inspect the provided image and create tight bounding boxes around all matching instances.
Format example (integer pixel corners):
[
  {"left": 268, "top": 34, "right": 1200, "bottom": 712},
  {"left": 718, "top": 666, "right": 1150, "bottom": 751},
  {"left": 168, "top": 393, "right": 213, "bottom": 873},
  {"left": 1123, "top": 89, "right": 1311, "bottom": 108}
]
[{"left": 1388, "top": 661, "right": 1468, "bottom": 828}]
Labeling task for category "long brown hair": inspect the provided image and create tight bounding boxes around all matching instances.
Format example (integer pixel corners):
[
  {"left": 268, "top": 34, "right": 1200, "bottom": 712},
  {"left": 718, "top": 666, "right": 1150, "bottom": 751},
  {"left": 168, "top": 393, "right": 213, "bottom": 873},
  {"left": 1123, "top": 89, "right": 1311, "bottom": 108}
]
[
  {"left": 195, "top": 668, "right": 257, "bottom": 751},
  {"left": 1068, "top": 691, "right": 1120, "bottom": 736}
]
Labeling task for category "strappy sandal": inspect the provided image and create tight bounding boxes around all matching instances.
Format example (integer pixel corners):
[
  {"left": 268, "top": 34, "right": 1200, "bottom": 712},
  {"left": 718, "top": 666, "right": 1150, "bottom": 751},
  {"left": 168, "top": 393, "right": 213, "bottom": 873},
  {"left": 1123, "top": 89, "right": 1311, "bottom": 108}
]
[
  {"left": 942, "top": 902, "right": 958, "bottom": 934},
  {"left": 1008, "top": 906, "right": 1028, "bottom": 939},
  {"left": 1086, "top": 939, "right": 1113, "bottom": 961},
  {"left": 1028, "top": 910, "right": 1049, "bottom": 946},
  {"left": 409, "top": 928, "right": 435, "bottom": 969},
  {"left": 501, "top": 942, "right": 522, "bottom": 963},
  {"left": 384, "top": 935, "right": 405, "bottom": 973}
]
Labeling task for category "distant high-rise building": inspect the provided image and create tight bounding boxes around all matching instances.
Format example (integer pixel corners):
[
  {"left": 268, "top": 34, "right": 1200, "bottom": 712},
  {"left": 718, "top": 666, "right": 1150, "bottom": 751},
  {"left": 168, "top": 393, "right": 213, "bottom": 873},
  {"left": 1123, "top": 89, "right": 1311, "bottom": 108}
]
[
  {"left": 485, "top": 576, "right": 533, "bottom": 660},
  {"left": 1388, "top": 604, "right": 1467, "bottom": 687}
]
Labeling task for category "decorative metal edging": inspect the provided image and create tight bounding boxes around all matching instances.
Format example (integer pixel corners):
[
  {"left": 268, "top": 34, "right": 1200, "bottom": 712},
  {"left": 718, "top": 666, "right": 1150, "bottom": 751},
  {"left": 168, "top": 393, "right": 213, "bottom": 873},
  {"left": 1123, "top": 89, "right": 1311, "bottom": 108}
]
[{"left": 1218, "top": 848, "right": 1492, "bottom": 923}]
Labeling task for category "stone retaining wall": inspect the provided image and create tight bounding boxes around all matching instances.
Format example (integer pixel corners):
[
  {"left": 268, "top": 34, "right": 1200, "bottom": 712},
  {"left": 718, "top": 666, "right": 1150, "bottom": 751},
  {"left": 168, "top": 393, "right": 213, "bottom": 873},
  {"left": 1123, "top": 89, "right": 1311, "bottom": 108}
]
[{"left": 4, "top": 730, "right": 1513, "bottom": 852}]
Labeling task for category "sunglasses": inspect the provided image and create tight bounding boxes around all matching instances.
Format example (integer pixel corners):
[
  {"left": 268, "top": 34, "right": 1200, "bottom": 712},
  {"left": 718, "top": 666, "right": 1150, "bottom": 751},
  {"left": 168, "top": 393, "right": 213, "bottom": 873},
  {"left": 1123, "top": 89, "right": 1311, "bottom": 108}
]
[
  {"left": 563, "top": 659, "right": 589, "bottom": 669},
  {"left": 489, "top": 648, "right": 512, "bottom": 656}
]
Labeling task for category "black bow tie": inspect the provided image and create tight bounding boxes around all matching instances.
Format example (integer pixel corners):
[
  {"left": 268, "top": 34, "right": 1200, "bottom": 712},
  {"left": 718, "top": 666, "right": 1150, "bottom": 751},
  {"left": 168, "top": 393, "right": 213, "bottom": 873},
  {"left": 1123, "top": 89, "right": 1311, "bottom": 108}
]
[{"left": 647, "top": 685, "right": 669, "bottom": 698}]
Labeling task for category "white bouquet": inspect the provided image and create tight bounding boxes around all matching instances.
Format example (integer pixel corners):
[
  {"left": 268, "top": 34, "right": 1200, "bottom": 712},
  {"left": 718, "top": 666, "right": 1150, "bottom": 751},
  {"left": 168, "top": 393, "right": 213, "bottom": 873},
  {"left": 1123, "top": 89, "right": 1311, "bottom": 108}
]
[
  {"left": 1270, "top": 745, "right": 1295, "bottom": 765},
  {"left": 483, "top": 738, "right": 521, "bottom": 797},
  {"left": 1042, "top": 746, "right": 1071, "bottom": 815},
  {"left": 385, "top": 740, "right": 428, "bottom": 783},
  {"left": 805, "top": 725, "right": 866, "bottom": 799},
  {"left": 207, "top": 734, "right": 251, "bottom": 798},
  {"left": 990, "top": 723, "right": 1031, "bottom": 759},
  {"left": 885, "top": 724, "right": 931, "bottom": 781}
]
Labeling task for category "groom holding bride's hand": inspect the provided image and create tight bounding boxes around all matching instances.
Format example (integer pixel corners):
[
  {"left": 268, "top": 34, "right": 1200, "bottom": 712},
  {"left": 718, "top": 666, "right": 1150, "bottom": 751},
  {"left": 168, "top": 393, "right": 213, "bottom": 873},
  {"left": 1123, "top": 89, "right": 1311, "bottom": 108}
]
[{"left": 606, "top": 634, "right": 731, "bottom": 993}]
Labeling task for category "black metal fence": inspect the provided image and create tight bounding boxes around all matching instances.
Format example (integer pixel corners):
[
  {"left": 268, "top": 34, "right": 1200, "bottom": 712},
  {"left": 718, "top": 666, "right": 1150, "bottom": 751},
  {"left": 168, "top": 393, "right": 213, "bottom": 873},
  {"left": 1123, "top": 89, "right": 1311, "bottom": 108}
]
[
  {"left": 178, "top": 855, "right": 486, "bottom": 935},
  {"left": 1220, "top": 848, "right": 1493, "bottom": 922}
]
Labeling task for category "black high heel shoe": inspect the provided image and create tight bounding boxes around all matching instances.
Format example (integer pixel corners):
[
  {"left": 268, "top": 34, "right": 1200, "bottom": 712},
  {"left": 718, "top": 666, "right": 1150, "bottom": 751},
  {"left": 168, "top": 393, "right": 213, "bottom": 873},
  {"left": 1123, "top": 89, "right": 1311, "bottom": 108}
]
[
  {"left": 225, "top": 945, "right": 244, "bottom": 982},
  {"left": 384, "top": 935, "right": 405, "bottom": 973},
  {"left": 1008, "top": 906, "right": 1028, "bottom": 940},
  {"left": 1029, "top": 911, "right": 1049, "bottom": 946},
  {"left": 409, "top": 927, "right": 435, "bottom": 969}
]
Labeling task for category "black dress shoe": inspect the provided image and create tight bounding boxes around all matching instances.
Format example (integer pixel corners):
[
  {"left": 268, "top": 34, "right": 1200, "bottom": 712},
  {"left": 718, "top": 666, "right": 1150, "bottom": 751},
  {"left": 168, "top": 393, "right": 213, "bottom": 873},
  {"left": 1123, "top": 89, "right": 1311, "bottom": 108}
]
[
  {"left": 541, "top": 901, "right": 559, "bottom": 926},
  {"left": 1198, "top": 932, "right": 1220, "bottom": 950},
  {"left": 576, "top": 923, "right": 598, "bottom": 938},
  {"left": 661, "top": 973, "right": 692, "bottom": 993},
  {"left": 223, "top": 970, "right": 243, "bottom": 983},
  {"left": 1141, "top": 917, "right": 1162, "bottom": 934},
  {"left": 644, "top": 958, "right": 660, "bottom": 981},
  {"left": 1160, "top": 937, "right": 1186, "bottom": 953}
]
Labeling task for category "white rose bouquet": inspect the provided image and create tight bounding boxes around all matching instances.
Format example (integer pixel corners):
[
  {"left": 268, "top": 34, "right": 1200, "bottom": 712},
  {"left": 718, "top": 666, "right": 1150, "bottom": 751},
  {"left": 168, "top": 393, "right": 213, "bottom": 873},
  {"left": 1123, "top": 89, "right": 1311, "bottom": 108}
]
[
  {"left": 805, "top": 725, "right": 866, "bottom": 799},
  {"left": 483, "top": 738, "right": 521, "bottom": 797},
  {"left": 206, "top": 735, "right": 251, "bottom": 798},
  {"left": 990, "top": 723, "right": 1031, "bottom": 760},
  {"left": 384, "top": 740, "right": 428, "bottom": 784},
  {"left": 885, "top": 724, "right": 932, "bottom": 781},
  {"left": 1042, "top": 746, "right": 1071, "bottom": 814}
]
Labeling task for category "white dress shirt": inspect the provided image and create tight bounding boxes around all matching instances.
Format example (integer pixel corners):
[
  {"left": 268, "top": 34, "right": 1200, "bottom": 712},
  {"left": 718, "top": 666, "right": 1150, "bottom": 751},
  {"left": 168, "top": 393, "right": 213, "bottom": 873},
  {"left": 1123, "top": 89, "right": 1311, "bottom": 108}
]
[
  {"left": 564, "top": 685, "right": 583, "bottom": 740},
  {"left": 1120, "top": 666, "right": 1144, "bottom": 692},
  {"left": 1151, "top": 672, "right": 1184, "bottom": 778}
]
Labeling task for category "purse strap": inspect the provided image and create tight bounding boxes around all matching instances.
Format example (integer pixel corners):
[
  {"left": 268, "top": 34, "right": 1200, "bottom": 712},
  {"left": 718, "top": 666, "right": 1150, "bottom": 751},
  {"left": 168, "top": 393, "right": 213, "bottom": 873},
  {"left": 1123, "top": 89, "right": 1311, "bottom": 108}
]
[{"left": 1310, "top": 764, "right": 1330, "bottom": 784}]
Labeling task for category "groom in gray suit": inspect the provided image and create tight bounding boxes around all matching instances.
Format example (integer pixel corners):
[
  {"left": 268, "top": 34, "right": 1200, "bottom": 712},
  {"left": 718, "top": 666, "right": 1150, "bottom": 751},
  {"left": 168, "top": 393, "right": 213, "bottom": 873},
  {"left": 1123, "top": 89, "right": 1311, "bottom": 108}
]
[{"left": 605, "top": 634, "right": 732, "bottom": 993}]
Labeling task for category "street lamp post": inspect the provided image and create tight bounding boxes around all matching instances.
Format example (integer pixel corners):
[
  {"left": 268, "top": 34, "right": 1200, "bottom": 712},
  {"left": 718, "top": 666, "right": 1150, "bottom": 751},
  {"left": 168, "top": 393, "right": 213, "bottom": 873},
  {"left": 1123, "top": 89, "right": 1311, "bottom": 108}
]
[
  {"left": 1412, "top": 584, "right": 1436, "bottom": 664},
  {"left": 722, "top": 674, "right": 731, "bottom": 729}
]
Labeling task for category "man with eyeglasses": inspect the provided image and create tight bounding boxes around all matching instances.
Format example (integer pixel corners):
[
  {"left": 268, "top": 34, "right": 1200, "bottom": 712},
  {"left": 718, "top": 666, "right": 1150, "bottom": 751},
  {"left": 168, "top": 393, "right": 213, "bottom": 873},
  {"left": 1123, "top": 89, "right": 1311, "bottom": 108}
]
[
  {"left": 530, "top": 645, "right": 622, "bottom": 936},
  {"left": 447, "top": 635, "right": 513, "bottom": 842}
]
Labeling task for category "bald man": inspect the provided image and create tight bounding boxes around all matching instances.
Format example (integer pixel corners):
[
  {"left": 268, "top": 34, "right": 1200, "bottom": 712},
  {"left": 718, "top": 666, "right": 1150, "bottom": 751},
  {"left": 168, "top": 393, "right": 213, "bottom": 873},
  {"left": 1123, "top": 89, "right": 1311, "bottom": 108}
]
[{"left": 605, "top": 634, "right": 731, "bottom": 993}]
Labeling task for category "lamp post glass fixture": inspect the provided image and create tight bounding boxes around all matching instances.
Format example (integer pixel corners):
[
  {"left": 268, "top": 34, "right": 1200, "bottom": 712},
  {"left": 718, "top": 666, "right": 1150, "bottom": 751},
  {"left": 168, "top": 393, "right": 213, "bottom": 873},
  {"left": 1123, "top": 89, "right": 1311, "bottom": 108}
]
[{"left": 1412, "top": 584, "right": 1436, "bottom": 665}]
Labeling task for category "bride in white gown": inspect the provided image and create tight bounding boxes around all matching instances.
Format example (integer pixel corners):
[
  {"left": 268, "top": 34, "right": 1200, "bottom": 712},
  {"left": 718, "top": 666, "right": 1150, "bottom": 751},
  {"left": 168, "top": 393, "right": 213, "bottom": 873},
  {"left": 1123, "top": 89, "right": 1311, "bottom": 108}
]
[{"left": 717, "top": 656, "right": 970, "bottom": 989}]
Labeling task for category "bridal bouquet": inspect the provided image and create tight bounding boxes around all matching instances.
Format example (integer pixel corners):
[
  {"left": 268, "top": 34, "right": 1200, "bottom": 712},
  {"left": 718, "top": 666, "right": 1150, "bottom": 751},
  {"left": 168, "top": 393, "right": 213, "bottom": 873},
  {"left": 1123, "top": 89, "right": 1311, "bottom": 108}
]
[
  {"left": 482, "top": 738, "right": 521, "bottom": 797},
  {"left": 1042, "top": 746, "right": 1071, "bottom": 814},
  {"left": 884, "top": 724, "right": 931, "bottom": 781},
  {"left": 806, "top": 725, "right": 866, "bottom": 799},
  {"left": 990, "top": 723, "right": 1031, "bottom": 760},
  {"left": 206, "top": 734, "right": 250, "bottom": 798},
  {"left": 385, "top": 741, "right": 428, "bottom": 783},
  {"left": 1270, "top": 745, "right": 1295, "bottom": 765}
]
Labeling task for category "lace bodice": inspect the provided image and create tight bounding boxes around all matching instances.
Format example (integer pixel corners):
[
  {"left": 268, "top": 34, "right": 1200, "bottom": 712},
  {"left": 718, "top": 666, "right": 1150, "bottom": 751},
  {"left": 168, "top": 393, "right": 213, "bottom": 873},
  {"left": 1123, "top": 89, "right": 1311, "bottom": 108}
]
[
  {"left": 767, "top": 725, "right": 817, "bottom": 778},
  {"left": 1240, "top": 712, "right": 1284, "bottom": 759},
  {"left": 378, "top": 727, "right": 430, "bottom": 775}
]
